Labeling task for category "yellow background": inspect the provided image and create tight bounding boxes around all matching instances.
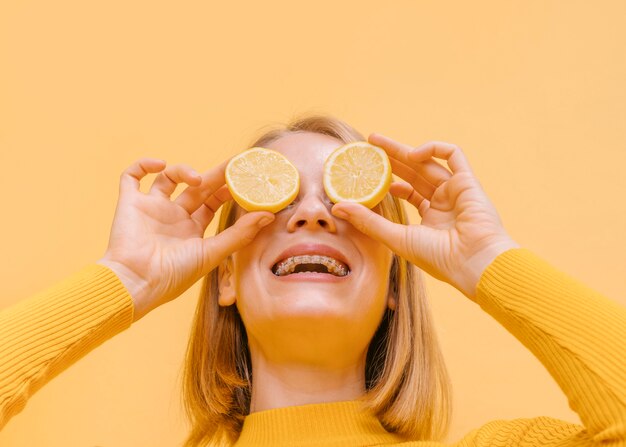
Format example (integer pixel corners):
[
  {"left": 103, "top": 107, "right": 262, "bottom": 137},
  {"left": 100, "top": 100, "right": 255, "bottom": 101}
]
[{"left": 1, "top": 1, "right": 625, "bottom": 445}]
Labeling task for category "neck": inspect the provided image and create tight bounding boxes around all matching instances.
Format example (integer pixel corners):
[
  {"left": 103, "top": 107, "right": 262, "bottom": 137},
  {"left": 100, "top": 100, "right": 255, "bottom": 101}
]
[{"left": 248, "top": 350, "right": 366, "bottom": 413}]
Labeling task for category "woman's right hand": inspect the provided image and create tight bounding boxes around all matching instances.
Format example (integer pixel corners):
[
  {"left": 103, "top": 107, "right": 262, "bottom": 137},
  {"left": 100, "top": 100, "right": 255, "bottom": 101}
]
[{"left": 97, "top": 158, "right": 274, "bottom": 322}]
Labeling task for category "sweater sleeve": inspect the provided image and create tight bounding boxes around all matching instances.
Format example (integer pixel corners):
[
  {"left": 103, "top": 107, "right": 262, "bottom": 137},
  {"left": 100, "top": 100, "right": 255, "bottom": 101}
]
[
  {"left": 0, "top": 265, "right": 135, "bottom": 429},
  {"left": 472, "top": 248, "right": 626, "bottom": 446}
]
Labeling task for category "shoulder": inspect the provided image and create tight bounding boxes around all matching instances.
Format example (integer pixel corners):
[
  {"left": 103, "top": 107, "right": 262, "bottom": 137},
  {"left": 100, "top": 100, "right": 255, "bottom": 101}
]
[
  {"left": 456, "top": 416, "right": 586, "bottom": 446},
  {"left": 397, "top": 417, "right": 587, "bottom": 447}
]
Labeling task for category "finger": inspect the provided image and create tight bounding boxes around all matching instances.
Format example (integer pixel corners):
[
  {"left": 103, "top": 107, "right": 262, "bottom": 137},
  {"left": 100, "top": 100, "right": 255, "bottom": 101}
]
[
  {"left": 331, "top": 202, "right": 408, "bottom": 257},
  {"left": 389, "top": 182, "right": 431, "bottom": 218},
  {"left": 190, "top": 185, "right": 232, "bottom": 229},
  {"left": 149, "top": 164, "right": 202, "bottom": 198},
  {"left": 389, "top": 182, "right": 429, "bottom": 215},
  {"left": 120, "top": 158, "right": 167, "bottom": 194},
  {"left": 419, "top": 159, "right": 452, "bottom": 185},
  {"left": 368, "top": 133, "right": 416, "bottom": 167},
  {"left": 370, "top": 133, "right": 473, "bottom": 175},
  {"left": 204, "top": 185, "right": 233, "bottom": 214},
  {"left": 201, "top": 211, "right": 275, "bottom": 276},
  {"left": 389, "top": 158, "right": 436, "bottom": 199},
  {"left": 175, "top": 160, "right": 229, "bottom": 214},
  {"left": 409, "top": 141, "right": 474, "bottom": 174},
  {"left": 388, "top": 150, "right": 451, "bottom": 184}
]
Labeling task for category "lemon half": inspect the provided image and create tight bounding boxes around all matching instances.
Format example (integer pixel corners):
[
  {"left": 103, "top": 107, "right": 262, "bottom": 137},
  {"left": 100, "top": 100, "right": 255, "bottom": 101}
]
[
  {"left": 225, "top": 147, "right": 300, "bottom": 213},
  {"left": 323, "top": 142, "right": 391, "bottom": 209}
]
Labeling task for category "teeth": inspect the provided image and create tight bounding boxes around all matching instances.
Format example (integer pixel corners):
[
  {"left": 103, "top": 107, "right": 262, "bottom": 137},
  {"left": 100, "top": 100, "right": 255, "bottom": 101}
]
[{"left": 274, "top": 255, "right": 349, "bottom": 277}]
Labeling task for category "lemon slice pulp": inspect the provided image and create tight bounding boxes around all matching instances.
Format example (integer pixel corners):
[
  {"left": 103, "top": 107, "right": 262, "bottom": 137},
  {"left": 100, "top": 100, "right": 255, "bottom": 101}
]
[
  {"left": 323, "top": 142, "right": 391, "bottom": 209},
  {"left": 225, "top": 147, "right": 300, "bottom": 213}
]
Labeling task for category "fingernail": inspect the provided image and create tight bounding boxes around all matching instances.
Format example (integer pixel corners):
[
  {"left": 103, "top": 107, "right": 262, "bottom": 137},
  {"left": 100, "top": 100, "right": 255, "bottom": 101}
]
[
  {"left": 258, "top": 216, "right": 274, "bottom": 227},
  {"left": 333, "top": 209, "right": 348, "bottom": 219}
]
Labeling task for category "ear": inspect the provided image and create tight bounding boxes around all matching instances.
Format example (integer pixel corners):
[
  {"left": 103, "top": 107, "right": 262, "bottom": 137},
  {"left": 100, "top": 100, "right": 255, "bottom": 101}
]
[
  {"left": 387, "top": 292, "right": 397, "bottom": 311},
  {"left": 218, "top": 257, "right": 236, "bottom": 307}
]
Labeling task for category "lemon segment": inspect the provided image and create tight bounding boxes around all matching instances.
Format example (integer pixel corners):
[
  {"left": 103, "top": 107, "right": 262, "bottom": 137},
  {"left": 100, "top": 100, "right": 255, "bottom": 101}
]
[
  {"left": 323, "top": 142, "right": 391, "bottom": 209},
  {"left": 225, "top": 147, "right": 300, "bottom": 213}
]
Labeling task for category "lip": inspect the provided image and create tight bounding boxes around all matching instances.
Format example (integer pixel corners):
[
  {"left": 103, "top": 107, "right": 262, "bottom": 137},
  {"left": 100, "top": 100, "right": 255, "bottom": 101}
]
[{"left": 272, "top": 271, "right": 349, "bottom": 282}]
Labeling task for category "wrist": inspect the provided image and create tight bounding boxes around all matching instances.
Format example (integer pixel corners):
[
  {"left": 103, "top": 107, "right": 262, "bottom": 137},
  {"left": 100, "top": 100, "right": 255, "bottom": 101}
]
[
  {"left": 457, "top": 238, "right": 521, "bottom": 300},
  {"left": 96, "top": 258, "right": 151, "bottom": 322}
]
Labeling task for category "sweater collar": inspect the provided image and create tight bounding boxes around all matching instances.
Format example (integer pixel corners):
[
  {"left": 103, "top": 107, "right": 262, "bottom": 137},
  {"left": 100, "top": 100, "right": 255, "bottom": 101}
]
[{"left": 234, "top": 400, "right": 405, "bottom": 446}]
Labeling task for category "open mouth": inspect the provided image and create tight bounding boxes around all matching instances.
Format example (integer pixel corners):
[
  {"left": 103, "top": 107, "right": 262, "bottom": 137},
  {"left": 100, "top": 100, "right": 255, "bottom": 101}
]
[{"left": 271, "top": 254, "right": 350, "bottom": 277}]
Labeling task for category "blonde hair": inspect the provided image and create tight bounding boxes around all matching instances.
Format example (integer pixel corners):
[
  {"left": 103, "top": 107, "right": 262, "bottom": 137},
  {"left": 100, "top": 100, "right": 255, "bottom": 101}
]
[{"left": 182, "top": 115, "right": 452, "bottom": 446}]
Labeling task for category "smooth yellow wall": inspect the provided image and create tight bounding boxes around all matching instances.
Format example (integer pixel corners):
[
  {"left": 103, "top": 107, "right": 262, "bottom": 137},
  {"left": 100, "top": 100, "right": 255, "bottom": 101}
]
[{"left": 1, "top": 1, "right": 625, "bottom": 445}]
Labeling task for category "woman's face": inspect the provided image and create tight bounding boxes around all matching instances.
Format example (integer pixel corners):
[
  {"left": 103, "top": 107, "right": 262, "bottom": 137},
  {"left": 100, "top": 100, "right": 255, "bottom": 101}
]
[{"left": 221, "top": 132, "right": 394, "bottom": 363}]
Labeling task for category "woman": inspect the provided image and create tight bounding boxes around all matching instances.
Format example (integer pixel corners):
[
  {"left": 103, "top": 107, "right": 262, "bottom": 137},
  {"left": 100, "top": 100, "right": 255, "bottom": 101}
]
[{"left": 0, "top": 115, "right": 624, "bottom": 446}]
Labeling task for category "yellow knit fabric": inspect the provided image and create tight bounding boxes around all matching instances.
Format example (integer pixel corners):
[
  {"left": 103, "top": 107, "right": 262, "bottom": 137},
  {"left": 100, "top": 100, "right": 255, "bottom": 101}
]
[
  {"left": 1, "top": 249, "right": 625, "bottom": 446},
  {"left": 0, "top": 265, "right": 134, "bottom": 428}
]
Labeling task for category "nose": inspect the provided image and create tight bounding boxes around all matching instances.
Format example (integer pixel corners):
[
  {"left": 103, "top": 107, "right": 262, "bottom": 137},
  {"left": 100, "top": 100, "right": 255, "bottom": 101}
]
[{"left": 286, "top": 192, "right": 337, "bottom": 233}]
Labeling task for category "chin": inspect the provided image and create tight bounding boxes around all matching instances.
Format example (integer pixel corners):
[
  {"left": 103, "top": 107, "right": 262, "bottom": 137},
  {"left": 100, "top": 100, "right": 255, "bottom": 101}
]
[{"left": 271, "top": 293, "right": 350, "bottom": 320}]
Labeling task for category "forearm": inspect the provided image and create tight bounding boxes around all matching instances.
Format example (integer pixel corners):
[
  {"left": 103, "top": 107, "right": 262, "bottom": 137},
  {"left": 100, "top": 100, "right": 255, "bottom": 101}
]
[
  {"left": 0, "top": 265, "right": 134, "bottom": 429},
  {"left": 475, "top": 249, "right": 626, "bottom": 444}
]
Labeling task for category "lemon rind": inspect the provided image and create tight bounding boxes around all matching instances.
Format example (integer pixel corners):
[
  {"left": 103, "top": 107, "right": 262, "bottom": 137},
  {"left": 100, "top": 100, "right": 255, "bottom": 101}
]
[
  {"left": 323, "top": 142, "right": 391, "bottom": 209},
  {"left": 225, "top": 147, "right": 300, "bottom": 213}
]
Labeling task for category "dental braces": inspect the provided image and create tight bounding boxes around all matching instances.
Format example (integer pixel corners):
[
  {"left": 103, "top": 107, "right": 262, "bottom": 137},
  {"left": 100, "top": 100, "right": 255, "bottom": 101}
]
[{"left": 274, "top": 255, "right": 348, "bottom": 277}]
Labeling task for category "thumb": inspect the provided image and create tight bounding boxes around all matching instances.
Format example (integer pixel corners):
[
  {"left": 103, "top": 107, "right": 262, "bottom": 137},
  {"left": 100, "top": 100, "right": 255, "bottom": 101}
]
[
  {"left": 201, "top": 211, "right": 275, "bottom": 275},
  {"left": 331, "top": 202, "right": 407, "bottom": 257}
]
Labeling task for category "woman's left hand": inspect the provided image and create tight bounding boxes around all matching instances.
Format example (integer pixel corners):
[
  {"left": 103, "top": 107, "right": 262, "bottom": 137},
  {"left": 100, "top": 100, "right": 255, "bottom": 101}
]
[{"left": 331, "top": 133, "right": 519, "bottom": 299}]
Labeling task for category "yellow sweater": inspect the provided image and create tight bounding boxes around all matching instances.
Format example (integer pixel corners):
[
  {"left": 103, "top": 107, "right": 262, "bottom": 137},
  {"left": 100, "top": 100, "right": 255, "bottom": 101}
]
[{"left": 0, "top": 249, "right": 624, "bottom": 446}]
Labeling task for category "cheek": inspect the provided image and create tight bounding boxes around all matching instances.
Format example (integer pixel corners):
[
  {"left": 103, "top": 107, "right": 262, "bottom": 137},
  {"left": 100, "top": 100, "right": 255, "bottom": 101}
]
[
  {"left": 232, "top": 266, "right": 266, "bottom": 334},
  {"left": 230, "top": 218, "right": 274, "bottom": 274},
  {"left": 362, "top": 243, "right": 394, "bottom": 304},
  {"left": 358, "top": 232, "right": 393, "bottom": 276},
  {"left": 352, "top": 243, "right": 393, "bottom": 309},
  {"left": 232, "top": 250, "right": 261, "bottom": 297},
  {"left": 231, "top": 244, "right": 276, "bottom": 325},
  {"left": 230, "top": 242, "right": 257, "bottom": 296}
]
